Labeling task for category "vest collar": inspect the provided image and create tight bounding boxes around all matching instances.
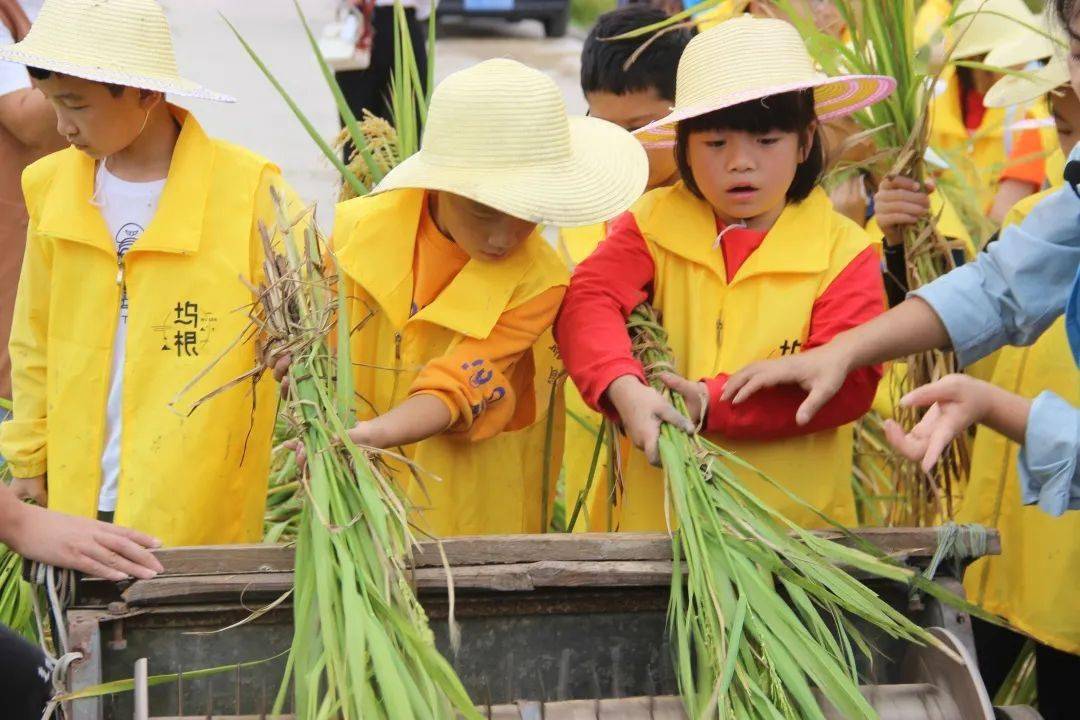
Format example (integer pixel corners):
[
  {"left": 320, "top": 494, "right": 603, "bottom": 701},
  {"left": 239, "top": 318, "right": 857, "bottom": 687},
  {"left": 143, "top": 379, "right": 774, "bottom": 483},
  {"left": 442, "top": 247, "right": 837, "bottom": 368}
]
[
  {"left": 37, "top": 105, "right": 213, "bottom": 257},
  {"left": 336, "top": 188, "right": 539, "bottom": 338}
]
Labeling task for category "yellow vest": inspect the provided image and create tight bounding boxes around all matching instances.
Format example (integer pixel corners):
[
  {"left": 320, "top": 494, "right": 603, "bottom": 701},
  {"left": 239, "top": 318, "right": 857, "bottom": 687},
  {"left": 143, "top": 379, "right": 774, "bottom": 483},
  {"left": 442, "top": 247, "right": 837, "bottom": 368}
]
[
  {"left": 0, "top": 109, "right": 283, "bottom": 546},
  {"left": 555, "top": 222, "right": 618, "bottom": 531},
  {"left": 958, "top": 188, "right": 1080, "bottom": 654},
  {"left": 334, "top": 188, "right": 569, "bottom": 536},
  {"left": 915, "top": 0, "right": 953, "bottom": 49},
  {"left": 615, "top": 184, "right": 876, "bottom": 530}
]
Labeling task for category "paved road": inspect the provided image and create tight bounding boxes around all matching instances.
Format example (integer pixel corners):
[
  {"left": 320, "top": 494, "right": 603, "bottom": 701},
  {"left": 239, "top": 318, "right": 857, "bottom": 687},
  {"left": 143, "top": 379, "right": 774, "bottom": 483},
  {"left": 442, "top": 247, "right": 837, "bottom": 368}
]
[{"left": 160, "top": 1, "right": 584, "bottom": 229}]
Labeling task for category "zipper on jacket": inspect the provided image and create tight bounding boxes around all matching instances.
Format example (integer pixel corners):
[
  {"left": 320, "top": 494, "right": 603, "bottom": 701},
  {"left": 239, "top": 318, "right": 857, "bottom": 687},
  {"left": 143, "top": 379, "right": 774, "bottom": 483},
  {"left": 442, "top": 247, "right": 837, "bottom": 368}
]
[{"left": 390, "top": 331, "right": 403, "bottom": 402}]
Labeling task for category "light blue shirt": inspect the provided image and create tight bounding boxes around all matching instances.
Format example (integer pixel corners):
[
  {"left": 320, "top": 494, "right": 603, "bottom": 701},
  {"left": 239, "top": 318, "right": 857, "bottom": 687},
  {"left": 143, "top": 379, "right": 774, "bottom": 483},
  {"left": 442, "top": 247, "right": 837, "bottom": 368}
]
[{"left": 911, "top": 145, "right": 1080, "bottom": 516}]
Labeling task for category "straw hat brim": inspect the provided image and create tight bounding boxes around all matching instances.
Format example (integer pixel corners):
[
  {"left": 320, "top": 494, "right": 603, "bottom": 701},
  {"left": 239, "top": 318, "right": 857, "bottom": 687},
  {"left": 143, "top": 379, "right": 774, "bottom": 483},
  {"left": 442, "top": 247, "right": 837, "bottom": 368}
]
[
  {"left": 371, "top": 116, "right": 649, "bottom": 228},
  {"left": 0, "top": 44, "right": 235, "bottom": 103},
  {"left": 984, "top": 58, "right": 1070, "bottom": 108},
  {"left": 636, "top": 74, "right": 896, "bottom": 135},
  {"left": 983, "top": 34, "right": 1057, "bottom": 68}
]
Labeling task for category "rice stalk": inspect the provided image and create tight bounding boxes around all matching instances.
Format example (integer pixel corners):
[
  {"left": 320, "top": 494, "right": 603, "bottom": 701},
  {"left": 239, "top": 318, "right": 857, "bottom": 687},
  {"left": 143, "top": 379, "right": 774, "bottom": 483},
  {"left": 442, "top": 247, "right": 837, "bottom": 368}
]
[
  {"left": 629, "top": 302, "right": 981, "bottom": 719},
  {"left": 250, "top": 191, "right": 478, "bottom": 719},
  {"left": 781, "top": 0, "right": 973, "bottom": 525}
]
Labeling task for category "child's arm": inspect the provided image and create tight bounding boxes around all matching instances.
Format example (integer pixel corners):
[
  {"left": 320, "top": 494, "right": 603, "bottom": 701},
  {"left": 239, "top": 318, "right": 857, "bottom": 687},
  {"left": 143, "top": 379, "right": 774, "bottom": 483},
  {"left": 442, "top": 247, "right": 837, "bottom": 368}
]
[
  {"left": 0, "top": 215, "right": 52, "bottom": 482},
  {"left": 555, "top": 213, "right": 695, "bottom": 465},
  {"left": 354, "top": 286, "right": 566, "bottom": 449},
  {"left": 694, "top": 245, "right": 884, "bottom": 440}
]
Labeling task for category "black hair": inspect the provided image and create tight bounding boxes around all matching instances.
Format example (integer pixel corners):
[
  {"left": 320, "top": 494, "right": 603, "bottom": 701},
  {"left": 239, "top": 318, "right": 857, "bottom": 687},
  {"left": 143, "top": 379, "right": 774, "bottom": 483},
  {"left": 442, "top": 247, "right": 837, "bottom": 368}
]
[
  {"left": 26, "top": 66, "right": 125, "bottom": 97},
  {"left": 581, "top": 5, "right": 692, "bottom": 102},
  {"left": 675, "top": 89, "right": 824, "bottom": 203},
  {"left": 1056, "top": 0, "right": 1078, "bottom": 29}
]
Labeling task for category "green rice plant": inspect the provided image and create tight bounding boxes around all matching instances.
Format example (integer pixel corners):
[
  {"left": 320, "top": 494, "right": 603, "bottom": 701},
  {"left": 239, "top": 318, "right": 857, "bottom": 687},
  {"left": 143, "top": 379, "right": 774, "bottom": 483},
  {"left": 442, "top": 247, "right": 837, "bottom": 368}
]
[
  {"left": 251, "top": 191, "right": 479, "bottom": 719},
  {"left": 629, "top": 302, "right": 987, "bottom": 719},
  {"left": 994, "top": 639, "right": 1038, "bottom": 708}
]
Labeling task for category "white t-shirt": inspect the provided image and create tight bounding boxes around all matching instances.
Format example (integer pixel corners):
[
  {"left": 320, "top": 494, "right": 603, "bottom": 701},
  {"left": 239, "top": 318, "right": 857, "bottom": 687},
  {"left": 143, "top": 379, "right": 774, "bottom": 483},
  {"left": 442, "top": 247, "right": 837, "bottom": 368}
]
[
  {"left": 0, "top": 1, "right": 43, "bottom": 98},
  {"left": 96, "top": 164, "right": 166, "bottom": 513}
]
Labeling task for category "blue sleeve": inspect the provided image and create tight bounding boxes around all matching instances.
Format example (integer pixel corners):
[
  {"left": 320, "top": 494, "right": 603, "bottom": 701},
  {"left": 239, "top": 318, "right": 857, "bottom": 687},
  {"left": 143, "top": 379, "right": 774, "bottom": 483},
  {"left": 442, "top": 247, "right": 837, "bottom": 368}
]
[
  {"left": 1018, "top": 391, "right": 1080, "bottom": 516},
  {"left": 910, "top": 148, "right": 1080, "bottom": 367}
]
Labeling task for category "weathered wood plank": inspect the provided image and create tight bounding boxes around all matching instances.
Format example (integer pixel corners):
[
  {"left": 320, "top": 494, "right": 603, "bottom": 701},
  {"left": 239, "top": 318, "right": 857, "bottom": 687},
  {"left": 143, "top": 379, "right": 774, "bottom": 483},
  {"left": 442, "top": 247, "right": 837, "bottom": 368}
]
[
  {"left": 121, "top": 573, "right": 293, "bottom": 605},
  {"left": 140, "top": 528, "right": 998, "bottom": 578}
]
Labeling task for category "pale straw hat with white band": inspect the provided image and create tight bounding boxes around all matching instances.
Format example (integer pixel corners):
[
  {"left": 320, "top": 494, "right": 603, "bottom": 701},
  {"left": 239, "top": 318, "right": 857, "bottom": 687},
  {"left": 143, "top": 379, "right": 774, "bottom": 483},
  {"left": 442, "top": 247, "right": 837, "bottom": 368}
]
[
  {"left": 985, "top": 56, "right": 1071, "bottom": 108},
  {"left": 949, "top": 0, "right": 1041, "bottom": 61},
  {"left": 635, "top": 15, "right": 895, "bottom": 139},
  {"left": 0, "top": 0, "right": 234, "bottom": 102},
  {"left": 372, "top": 58, "right": 649, "bottom": 228}
]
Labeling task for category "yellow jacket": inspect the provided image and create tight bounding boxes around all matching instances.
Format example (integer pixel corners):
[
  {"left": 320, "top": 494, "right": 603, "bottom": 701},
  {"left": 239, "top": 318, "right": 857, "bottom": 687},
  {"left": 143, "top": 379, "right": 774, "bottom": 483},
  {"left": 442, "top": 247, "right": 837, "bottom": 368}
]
[
  {"left": 334, "top": 188, "right": 569, "bottom": 536},
  {"left": 616, "top": 185, "right": 876, "bottom": 530},
  {"left": 0, "top": 109, "right": 284, "bottom": 545},
  {"left": 958, "top": 188, "right": 1080, "bottom": 654}
]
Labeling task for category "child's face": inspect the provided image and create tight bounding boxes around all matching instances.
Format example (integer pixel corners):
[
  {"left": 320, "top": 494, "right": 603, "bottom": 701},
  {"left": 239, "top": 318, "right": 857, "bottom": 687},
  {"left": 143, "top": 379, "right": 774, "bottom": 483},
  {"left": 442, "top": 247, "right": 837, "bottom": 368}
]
[
  {"left": 1052, "top": 86, "right": 1080, "bottom": 157},
  {"left": 1069, "top": 13, "right": 1080, "bottom": 100},
  {"left": 586, "top": 88, "right": 678, "bottom": 190},
  {"left": 431, "top": 192, "right": 536, "bottom": 262},
  {"left": 686, "top": 126, "right": 814, "bottom": 230},
  {"left": 32, "top": 73, "right": 158, "bottom": 159}
]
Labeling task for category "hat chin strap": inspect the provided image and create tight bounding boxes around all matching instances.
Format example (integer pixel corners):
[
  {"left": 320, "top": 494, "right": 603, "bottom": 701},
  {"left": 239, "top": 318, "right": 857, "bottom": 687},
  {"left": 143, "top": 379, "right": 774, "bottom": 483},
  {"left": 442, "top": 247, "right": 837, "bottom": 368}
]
[
  {"left": 713, "top": 220, "right": 748, "bottom": 249},
  {"left": 91, "top": 95, "right": 163, "bottom": 208}
]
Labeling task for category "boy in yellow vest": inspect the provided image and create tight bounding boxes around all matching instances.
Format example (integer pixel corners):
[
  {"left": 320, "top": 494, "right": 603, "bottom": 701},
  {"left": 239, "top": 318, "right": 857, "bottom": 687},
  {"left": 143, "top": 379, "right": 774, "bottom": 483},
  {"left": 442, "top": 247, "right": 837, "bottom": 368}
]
[
  {"left": 330, "top": 59, "right": 648, "bottom": 537},
  {"left": 872, "top": 55, "right": 1079, "bottom": 720},
  {"left": 0, "top": 0, "right": 299, "bottom": 546}
]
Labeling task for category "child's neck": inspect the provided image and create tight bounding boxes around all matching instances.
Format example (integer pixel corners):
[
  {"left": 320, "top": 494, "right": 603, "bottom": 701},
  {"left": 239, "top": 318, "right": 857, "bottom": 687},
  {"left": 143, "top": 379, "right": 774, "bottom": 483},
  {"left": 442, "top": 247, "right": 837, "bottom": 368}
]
[
  {"left": 714, "top": 201, "right": 785, "bottom": 233},
  {"left": 103, "top": 105, "right": 181, "bottom": 183}
]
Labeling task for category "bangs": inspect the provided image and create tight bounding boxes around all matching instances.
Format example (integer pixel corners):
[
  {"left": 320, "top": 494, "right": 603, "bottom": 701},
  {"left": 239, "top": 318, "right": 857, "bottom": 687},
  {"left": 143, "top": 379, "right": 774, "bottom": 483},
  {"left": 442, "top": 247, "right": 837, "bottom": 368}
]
[{"left": 677, "top": 89, "right": 818, "bottom": 136}]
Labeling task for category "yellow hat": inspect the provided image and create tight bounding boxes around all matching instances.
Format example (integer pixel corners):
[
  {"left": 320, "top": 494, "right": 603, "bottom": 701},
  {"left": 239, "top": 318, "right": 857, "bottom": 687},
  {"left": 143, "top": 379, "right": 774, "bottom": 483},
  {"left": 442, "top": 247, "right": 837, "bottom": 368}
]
[
  {"left": 949, "top": 0, "right": 1040, "bottom": 61},
  {"left": 372, "top": 59, "right": 649, "bottom": 228},
  {"left": 985, "top": 56, "right": 1071, "bottom": 108},
  {"left": 636, "top": 15, "right": 895, "bottom": 135},
  {"left": 0, "top": 0, "right": 233, "bottom": 102}
]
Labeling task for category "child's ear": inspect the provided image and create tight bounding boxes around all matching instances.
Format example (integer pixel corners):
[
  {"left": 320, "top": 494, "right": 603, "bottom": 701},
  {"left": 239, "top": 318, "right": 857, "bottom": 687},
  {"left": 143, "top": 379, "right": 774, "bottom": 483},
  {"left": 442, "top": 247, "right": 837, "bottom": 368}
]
[
  {"left": 799, "top": 120, "right": 819, "bottom": 163},
  {"left": 138, "top": 89, "right": 165, "bottom": 109}
]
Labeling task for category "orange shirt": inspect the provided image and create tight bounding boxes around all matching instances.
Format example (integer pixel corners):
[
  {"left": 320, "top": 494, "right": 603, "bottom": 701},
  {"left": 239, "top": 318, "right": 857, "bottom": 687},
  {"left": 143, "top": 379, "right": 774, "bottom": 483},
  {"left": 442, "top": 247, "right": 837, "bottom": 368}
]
[
  {"left": 408, "top": 196, "right": 565, "bottom": 439},
  {"left": 999, "top": 126, "right": 1047, "bottom": 189}
]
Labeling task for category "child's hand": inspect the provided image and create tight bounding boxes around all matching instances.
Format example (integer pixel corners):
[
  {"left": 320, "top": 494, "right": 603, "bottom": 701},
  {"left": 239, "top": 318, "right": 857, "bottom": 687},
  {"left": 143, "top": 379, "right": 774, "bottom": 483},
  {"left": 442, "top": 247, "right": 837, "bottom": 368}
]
[
  {"left": 10, "top": 475, "right": 47, "bottom": 506},
  {"left": 347, "top": 420, "right": 387, "bottom": 449},
  {"left": 883, "top": 374, "right": 994, "bottom": 473},
  {"left": 606, "top": 375, "right": 695, "bottom": 466},
  {"left": 874, "top": 176, "right": 934, "bottom": 247},
  {"left": 658, "top": 372, "right": 709, "bottom": 427},
  {"left": 829, "top": 174, "right": 869, "bottom": 226}
]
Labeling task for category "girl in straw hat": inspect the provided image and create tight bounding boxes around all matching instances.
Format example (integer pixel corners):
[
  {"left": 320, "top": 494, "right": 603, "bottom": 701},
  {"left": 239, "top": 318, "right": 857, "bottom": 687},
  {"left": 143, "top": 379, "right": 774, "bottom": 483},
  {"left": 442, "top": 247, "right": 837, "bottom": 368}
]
[
  {"left": 323, "top": 58, "right": 647, "bottom": 537},
  {"left": 0, "top": 0, "right": 303, "bottom": 547},
  {"left": 555, "top": 14, "right": 895, "bottom": 530},
  {"left": 868, "top": 51, "right": 1080, "bottom": 718}
]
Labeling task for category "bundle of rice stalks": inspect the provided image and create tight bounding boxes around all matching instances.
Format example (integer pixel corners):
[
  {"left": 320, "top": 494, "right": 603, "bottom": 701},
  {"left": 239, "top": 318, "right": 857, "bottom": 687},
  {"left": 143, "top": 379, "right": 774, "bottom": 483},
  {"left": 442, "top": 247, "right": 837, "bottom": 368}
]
[
  {"left": 264, "top": 441, "right": 302, "bottom": 544},
  {"left": 250, "top": 191, "right": 478, "bottom": 719},
  {"left": 629, "top": 303, "right": 979, "bottom": 719},
  {"left": 778, "top": 0, "right": 974, "bottom": 524}
]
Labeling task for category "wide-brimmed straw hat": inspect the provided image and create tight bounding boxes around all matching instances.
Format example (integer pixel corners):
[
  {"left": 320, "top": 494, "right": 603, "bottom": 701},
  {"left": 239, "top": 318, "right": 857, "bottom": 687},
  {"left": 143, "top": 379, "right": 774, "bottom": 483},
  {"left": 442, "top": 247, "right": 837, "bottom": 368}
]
[
  {"left": 949, "top": 0, "right": 1040, "bottom": 61},
  {"left": 372, "top": 59, "right": 648, "bottom": 227},
  {"left": 0, "top": 0, "right": 233, "bottom": 102},
  {"left": 985, "top": 56, "right": 1071, "bottom": 108},
  {"left": 636, "top": 16, "right": 895, "bottom": 136}
]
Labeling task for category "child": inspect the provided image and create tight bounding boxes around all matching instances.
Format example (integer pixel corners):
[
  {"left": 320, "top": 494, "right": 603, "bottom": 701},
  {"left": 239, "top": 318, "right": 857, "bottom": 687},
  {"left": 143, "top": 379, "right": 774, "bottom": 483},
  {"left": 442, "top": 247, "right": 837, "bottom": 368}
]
[
  {"left": 556, "top": 16, "right": 894, "bottom": 530},
  {"left": 930, "top": 0, "right": 1053, "bottom": 225},
  {"left": 0, "top": 0, "right": 298, "bottom": 546},
  {"left": 560, "top": 5, "right": 691, "bottom": 531},
  {"left": 877, "top": 54, "right": 1079, "bottom": 720},
  {"left": 331, "top": 58, "right": 648, "bottom": 537}
]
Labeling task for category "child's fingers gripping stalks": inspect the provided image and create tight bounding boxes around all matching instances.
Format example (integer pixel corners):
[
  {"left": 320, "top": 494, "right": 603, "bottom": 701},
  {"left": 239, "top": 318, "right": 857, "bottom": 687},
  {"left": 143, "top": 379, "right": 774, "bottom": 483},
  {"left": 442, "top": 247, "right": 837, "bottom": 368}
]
[
  {"left": 874, "top": 176, "right": 935, "bottom": 247},
  {"left": 658, "top": 372, "right": 709, "bottom": 428},
  {"left": 606, "top": 375, "right": 695, "bottom": 466}
]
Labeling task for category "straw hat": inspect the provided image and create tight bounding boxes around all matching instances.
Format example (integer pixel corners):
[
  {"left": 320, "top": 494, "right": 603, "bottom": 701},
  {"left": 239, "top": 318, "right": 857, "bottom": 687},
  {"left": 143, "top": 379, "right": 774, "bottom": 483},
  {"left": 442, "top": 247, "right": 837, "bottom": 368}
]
[
  {"left": 371, "top": 59, "right": 648, "bottom": 227},
  {"left": 985, "top": 56, "right": 1071, "bottom": 108},
  {"left": 0, "top": 0, "right": 233, "bottom": 102},
  {"left": 949, "top": 0, "right": 1039, "bottom": 61},
  {"left": 636, "top": 16, "right": 895, "bottom": 136},
  {"left": 982, "top": 6, "right": 1060, "bottom": 68}
]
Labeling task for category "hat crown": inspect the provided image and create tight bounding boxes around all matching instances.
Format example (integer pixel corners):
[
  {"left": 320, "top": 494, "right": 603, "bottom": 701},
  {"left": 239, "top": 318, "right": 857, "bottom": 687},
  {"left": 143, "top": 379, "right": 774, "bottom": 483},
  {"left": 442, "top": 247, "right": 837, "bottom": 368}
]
[
  {"left": 21, "top": 0, "right": 179, "bottom": 80},
  {"left": 674, "top": 16, "right": 819, "bottom": 111},
  {"left": 421, "top": 59, "right": 573, "bottom": 169},
  {"left": 951, "top": 0, "right": 1038, "bottom": 59}
]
